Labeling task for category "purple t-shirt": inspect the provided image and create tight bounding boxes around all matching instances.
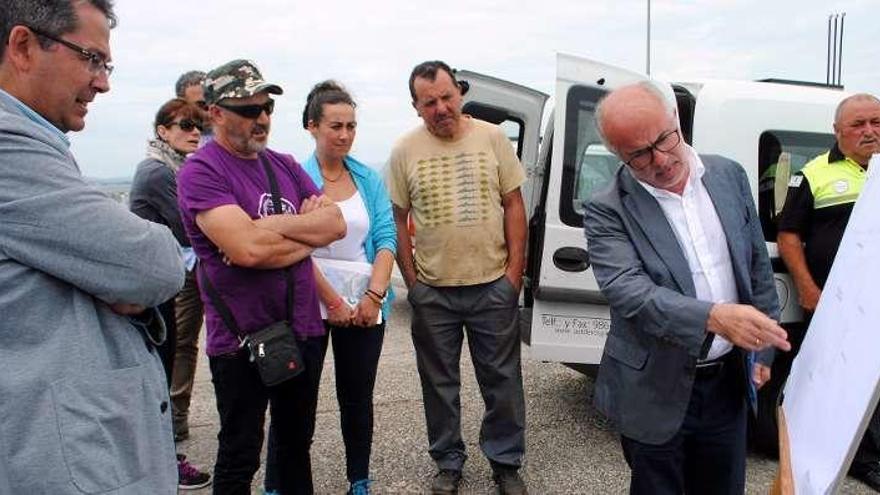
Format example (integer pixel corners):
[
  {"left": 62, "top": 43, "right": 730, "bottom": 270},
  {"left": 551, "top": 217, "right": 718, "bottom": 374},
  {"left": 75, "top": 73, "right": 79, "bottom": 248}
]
[{"left": 177, "top": 141, "right": 324, "bottom": 356}]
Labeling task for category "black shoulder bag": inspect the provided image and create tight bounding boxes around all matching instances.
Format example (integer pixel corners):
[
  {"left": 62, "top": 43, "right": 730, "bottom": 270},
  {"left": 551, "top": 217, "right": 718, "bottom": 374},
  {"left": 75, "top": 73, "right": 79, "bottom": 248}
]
[{"left": 199, "top": 153, "right": 304, "bottom": 386}]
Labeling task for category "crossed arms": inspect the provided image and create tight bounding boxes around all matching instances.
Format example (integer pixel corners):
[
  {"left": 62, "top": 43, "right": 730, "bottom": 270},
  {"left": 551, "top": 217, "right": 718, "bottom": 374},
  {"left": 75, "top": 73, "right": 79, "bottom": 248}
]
[{"left": 196, "top": 194, "right": 345, "bottom": 269}]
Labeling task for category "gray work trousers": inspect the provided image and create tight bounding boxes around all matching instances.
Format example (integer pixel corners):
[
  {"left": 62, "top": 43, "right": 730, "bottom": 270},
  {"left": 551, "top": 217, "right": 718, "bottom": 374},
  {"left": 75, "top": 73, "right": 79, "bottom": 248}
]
[{"left": 408, "top": 275, "right": 526, "bottom": 471}]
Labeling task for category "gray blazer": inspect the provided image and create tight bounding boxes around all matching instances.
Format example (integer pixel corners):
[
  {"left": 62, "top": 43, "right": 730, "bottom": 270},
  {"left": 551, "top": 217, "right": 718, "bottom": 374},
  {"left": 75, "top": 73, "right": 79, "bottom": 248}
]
[
  {"left": 0, "top": 91, "right": 184, "bottom": 493},
  {"left": 583, "top": 154, "right": 779, "bottom": 445}
]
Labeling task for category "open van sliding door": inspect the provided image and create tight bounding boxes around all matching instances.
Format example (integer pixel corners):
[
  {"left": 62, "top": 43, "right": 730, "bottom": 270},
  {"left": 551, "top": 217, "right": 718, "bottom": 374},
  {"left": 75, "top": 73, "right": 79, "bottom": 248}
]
[
  {"left": 527, "top": 54, "right": 647, "bottom": 368},
  {"left": 455, "top": 70, "right": 548, "bottom": 217}
]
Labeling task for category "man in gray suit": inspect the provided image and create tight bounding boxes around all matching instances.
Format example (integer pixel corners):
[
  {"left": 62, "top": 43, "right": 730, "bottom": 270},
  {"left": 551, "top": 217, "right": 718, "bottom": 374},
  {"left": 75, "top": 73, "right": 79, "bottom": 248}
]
[{"left": 584, "top": 81, "right": 791, "bottom": 494}]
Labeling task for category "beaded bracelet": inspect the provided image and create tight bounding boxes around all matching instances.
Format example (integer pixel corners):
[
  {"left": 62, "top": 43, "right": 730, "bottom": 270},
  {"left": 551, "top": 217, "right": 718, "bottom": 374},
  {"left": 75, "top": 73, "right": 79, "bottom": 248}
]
[
  {"left": 365, "top": 288, "right": 386, "bottom": 301},
  {"left": 364, "top": 290, "right": 382, "bottom": 305}
]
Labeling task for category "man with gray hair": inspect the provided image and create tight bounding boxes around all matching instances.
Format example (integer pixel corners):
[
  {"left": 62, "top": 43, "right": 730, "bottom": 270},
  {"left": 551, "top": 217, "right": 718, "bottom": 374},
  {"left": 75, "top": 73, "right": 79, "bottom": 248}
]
[
  {"left": 777, "top": 92, "right": 880, "bottom": 491},
  {"left": 0, "top": 0, "right": 185, "bottom": 493},
  {"left": 176, "top": 69, "right": 212, "bottom": 143},
  {"left": 176, "top": 69, "right": 207, "bottom": 107},
  {"left": 584, "top": 81, "right": 790, "bottom": 494}
]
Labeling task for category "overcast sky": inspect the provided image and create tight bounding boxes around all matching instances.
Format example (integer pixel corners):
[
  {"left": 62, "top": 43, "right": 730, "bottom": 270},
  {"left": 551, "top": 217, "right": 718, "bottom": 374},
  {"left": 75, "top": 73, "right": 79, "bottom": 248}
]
[{"left": 71, "top": 0, "right": 879, "bottom": 178}]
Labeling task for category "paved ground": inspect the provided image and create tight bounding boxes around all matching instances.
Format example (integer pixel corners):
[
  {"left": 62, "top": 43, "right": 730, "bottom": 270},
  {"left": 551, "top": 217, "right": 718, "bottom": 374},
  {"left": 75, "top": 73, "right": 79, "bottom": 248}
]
[{"left": 177, "top": 285, "right": 873, "bottom": 494}]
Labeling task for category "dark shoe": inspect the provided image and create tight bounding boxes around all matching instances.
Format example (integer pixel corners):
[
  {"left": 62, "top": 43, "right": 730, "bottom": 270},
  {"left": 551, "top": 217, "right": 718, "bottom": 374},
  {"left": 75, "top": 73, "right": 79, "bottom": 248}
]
[
  {"left": 851, "top": 465, "right": 880, "bottom": 492},
  {"left": 431, "top": 469, "right": 462, "bottom": 494},
  {"left": 492, "top": 467, "right": 527, "bottom": 495},
  {"left": 177, "top": 454, "right": 212, "bottom": 490}
]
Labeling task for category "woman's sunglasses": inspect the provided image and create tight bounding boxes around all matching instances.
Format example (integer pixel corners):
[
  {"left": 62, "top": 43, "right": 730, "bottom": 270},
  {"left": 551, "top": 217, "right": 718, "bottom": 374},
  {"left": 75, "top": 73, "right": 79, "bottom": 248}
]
[
  {"left": 216, "top": 99, "right": 275, "bottom": 119},
  {"left": 168, "top": 119, "right": 204, "bottom": 132}
]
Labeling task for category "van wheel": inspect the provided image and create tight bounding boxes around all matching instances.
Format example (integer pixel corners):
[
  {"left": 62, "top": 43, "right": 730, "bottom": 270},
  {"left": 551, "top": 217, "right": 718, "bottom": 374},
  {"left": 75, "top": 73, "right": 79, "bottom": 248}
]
[{"left": 748, "top": 322, "right": 809, "bottom": 457}]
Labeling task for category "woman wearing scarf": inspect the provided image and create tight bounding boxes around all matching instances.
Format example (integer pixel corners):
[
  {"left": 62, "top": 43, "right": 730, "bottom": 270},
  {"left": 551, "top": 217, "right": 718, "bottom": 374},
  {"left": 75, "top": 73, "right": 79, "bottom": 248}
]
[{"left": 128, "top": 97, "right": 212, "bottom": 491}]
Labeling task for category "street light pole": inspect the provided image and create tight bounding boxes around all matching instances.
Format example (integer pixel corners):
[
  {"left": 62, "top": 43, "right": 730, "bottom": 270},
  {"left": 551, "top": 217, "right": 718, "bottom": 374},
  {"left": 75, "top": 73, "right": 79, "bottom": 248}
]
[{"left": 646, "top": 0, "right": 652, "bottom": 75}]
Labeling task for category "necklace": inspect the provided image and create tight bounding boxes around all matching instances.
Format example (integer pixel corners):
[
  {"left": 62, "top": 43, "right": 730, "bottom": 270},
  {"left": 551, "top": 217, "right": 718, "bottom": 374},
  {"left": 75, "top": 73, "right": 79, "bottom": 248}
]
[
  {"left": 321, "top": 167, "right": 346, "bottom": 183},
  {"left": 317, "top": 157, "right": 347, "bottom": 183}
]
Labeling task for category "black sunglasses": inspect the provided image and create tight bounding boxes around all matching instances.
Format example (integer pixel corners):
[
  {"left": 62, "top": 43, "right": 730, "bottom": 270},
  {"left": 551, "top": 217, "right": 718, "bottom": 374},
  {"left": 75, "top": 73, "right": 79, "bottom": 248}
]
[
  {"left": 25, "top": 25, "right": 114, "bottom": 76},
  {"left": 168, "top": 119, "right": 203, "bottom": 132},
  {"left": 216, "top": 99, "right": 275, "bottom": 119}
]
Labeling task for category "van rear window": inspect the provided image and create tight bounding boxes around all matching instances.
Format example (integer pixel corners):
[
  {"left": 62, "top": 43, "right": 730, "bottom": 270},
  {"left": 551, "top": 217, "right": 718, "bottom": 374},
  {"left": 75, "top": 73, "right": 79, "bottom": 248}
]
[
  {"left": 757, "top": 130, "right": 834, "bottom": 241},
  {"left": 560, "top": 85, "right": 616, "bottom": 227}
]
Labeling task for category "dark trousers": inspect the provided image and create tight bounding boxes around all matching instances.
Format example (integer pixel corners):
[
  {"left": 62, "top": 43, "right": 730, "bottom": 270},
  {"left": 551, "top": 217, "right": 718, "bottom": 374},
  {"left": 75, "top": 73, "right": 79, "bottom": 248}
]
[
  {"left": 621, "top": 353, "right": 747, "bottom": 495},
  {"left": 156, "top": 299, "right": 178, "bottom": 388},
  {"left": 171, "top": 269, "right": 205, "bottom": 434},
  {"left": 266, "top": 322, "right": 385, "bottom": 487},
  {"left": 409, "top": 276, "right": 526, "bottom": 470},
  {"left": 209, "top": 336, "right": 327, "bottom": 495},
  {"left": 853, "top": 405, "right": 880, "bottom": 473},
  {"left": 330, "top": 321, "right": 385, "bottom": 482}
]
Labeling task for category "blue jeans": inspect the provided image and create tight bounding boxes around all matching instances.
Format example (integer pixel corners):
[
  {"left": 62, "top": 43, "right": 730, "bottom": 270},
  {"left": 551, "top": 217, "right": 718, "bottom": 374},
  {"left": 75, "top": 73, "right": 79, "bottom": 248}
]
[{"left": 209, "top": 336, "right": 327, "bottom": 495}]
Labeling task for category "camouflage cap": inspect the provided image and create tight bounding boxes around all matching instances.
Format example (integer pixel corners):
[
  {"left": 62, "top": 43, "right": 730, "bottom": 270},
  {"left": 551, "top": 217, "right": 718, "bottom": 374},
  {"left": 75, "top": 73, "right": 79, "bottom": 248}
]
[{"left": 203, "top": 59, "right": 283, "bottom": 105}]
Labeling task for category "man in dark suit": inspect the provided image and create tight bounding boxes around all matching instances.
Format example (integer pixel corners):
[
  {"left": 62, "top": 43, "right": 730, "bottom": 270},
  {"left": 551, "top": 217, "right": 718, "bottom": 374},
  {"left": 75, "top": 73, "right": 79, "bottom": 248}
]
[{"left": 583, "top": 81, "right": 791, "bottom": 494}]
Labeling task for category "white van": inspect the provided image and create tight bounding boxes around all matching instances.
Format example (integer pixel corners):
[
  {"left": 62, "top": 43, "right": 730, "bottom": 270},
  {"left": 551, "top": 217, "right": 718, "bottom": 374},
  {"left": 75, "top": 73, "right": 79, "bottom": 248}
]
[{"left": 455, "top": 53, "right": 846, "bottom": 450}]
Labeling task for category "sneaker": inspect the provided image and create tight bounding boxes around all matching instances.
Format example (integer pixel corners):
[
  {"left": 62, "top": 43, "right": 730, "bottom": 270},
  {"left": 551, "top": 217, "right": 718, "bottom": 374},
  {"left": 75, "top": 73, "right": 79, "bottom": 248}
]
[
  {"left": 492, "top": 468, "right": 527, "bottom": 495},
  {"left": 177, "top": 454, "right": 212, "bottom": 490},
  {"left": 431, "top": 469, "right": 462, "bottom": 494},
  {"left": 348, "top": 478, "right": 372, "bottom": 495}
]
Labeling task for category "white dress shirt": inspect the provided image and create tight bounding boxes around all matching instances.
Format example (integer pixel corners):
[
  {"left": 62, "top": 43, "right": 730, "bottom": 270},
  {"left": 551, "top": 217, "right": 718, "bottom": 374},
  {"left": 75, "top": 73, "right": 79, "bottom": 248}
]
[{"left": 637, "top": 146, "right": 737, "bottom": 360}]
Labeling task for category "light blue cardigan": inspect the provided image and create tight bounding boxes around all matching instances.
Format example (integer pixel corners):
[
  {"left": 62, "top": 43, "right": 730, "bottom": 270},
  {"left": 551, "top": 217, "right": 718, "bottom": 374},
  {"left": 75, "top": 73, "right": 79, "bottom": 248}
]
[{"left": 303, "top": 154, "right": 397, "bottom": 317}]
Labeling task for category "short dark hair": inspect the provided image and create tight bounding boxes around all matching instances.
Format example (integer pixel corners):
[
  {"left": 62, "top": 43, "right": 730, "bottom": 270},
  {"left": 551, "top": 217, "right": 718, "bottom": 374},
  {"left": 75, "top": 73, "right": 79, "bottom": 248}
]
[
  {"left": 408, "top": 60, "right": 461, "bottom": 102},
  {"left": 153, "top": 98, "right": 202, "bottom": 138},
  {"left": 175, "top": 70, "right": 206, "bottom": 98},
  {"left": 0, "top": 0, "right": 117, "bottom": 61},
  {"left": 302, "top": 80, "right": 356, "bottom": 129}
]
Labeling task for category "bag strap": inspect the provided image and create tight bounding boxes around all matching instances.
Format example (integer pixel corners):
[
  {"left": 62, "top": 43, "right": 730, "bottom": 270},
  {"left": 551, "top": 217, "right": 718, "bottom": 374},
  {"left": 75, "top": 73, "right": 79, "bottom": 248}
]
[
  {"left": 198, "top": 266, "right": 246, "bottom": 344},
  {"left": 258, "top": 153, "right": 296, "bottom": 327}
]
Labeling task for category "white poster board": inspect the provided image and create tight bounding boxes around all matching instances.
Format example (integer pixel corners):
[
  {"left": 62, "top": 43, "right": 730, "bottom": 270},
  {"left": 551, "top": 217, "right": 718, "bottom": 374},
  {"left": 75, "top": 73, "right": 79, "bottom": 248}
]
[{"left": 783, "top": 154, "right": 880, "bottom": 494}]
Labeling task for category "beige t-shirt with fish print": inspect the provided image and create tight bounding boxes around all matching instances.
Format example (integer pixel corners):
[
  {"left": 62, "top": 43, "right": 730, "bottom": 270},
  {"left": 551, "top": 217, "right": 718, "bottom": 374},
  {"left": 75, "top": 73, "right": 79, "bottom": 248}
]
[{"left": 386, "top": 116, "right": 525, "bottom": 286}]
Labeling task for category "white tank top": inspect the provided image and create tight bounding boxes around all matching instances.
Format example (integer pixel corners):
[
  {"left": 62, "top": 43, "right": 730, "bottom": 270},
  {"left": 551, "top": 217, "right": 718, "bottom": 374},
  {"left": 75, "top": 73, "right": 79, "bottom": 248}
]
[{"left": 312, "top": 190, "right": 369, "bottom": 263}]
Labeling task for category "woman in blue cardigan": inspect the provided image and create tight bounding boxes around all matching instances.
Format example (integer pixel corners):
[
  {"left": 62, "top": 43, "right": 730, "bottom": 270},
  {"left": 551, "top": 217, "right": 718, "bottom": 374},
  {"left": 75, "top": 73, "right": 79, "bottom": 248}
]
[{"left": 267, "top": 80, "right": 396, "bottom": 495}]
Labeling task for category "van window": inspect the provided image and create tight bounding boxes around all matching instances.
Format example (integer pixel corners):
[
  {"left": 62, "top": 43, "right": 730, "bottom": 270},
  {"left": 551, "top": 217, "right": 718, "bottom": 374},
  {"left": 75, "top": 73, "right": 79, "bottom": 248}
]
[
  {"left": 560, "top": 85, "right": 614, "bottom": 227},
  {"left": 500, "top": 119, "right": 523, "bottom": 159},
  {"left": 462, "top": 101, "right": 525, "bottom": 159},
  {"left": 758, "top": 130, "right": 835, "bottom": 241}
]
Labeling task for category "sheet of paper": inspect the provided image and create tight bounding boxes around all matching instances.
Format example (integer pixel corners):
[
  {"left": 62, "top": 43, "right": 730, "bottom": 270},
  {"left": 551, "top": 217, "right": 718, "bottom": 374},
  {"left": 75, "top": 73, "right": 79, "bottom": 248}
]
[
  {"left": 313, "top": 257, "right": 382, "bottom": 324},
  {"left": 783, "top": 155, "right": 880, "bottom": 494}
]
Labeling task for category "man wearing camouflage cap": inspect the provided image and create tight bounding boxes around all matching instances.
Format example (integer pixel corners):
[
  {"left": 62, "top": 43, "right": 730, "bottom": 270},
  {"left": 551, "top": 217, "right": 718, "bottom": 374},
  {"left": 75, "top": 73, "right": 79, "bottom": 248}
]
[{"left": 177, "top": 59, "right": 345, "bottom": 493}]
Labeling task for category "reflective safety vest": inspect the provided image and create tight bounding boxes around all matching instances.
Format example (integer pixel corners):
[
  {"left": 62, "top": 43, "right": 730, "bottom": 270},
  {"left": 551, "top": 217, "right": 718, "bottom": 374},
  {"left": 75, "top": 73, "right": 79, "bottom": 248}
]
[{"left": 799, "top": 152, "right": 867, "bottom": 210}]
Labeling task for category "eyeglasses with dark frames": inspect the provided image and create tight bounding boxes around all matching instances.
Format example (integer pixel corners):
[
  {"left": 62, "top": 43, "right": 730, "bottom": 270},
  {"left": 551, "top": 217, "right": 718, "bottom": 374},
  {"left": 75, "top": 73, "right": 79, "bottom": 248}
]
[
  {"left": 25, "top": 25, "right": 114, "bottom": 76},
  {"left": 216, "top": 100, "right": 275, "bottom": 119},
  {"left": 167, "top": 119, "right": 203, "bottom": 133},
  {"left": 624, "top": 129, "right": 681, "bottom": 170}
]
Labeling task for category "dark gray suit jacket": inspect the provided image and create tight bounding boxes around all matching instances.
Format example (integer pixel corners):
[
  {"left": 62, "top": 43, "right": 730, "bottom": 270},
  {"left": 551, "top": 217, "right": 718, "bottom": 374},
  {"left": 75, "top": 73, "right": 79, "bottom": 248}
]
[{"left": 583, "top": 154, "right": 779, "bottom": 445}]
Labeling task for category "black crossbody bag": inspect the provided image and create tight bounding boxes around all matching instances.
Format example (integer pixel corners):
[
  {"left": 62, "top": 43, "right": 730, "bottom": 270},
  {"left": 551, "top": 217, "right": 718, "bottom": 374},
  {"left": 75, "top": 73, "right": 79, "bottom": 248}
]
[{"left": 199, "top": 154, "right": 304, "bottom": 386}]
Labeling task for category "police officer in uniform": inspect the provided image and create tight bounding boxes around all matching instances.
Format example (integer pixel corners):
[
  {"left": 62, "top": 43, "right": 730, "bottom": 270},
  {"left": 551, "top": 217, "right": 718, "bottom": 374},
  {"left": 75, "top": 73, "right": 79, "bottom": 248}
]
[{"left": 777, "top": 92, "right": 880, "bottom": 491}]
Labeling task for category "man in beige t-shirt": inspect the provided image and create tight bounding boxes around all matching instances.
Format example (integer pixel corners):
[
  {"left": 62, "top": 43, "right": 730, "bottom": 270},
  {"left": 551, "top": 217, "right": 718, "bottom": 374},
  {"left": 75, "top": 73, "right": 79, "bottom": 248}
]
[{"left": 386, "top": 60, "right": 528, "bottom": 495}]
